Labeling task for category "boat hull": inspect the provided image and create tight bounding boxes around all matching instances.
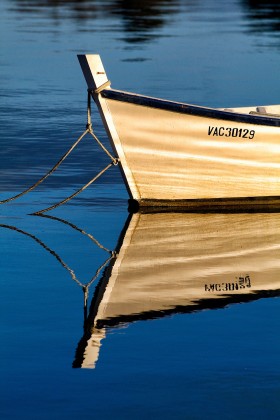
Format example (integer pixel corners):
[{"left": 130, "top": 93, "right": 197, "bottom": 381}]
[
  {"left": 105, "top": 95, "right": 280, "bottom": 203},
  {"left": 78, "top": 54, "right": 280, "bottom": 207}
]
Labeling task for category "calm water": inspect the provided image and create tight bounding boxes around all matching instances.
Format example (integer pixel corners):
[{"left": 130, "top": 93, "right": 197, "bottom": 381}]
[{"left": 1, "top": 0, "right": 280, "bottom": 418}]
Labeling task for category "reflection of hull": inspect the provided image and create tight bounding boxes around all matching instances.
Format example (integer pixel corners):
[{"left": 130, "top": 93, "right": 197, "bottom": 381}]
[
  {"left": 73, "top": 212, "right": 280, "bottom": 368},
  {"left": 78, "top": 55, "right": 280, "bottom": 209}
]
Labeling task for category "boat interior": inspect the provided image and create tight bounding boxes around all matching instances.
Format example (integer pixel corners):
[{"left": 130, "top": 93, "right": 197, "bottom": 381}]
[{"left": 222, "top": 104, "right": 280, "bottom": 117}]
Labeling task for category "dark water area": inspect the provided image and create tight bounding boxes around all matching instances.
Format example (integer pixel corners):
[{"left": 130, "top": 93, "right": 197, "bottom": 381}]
[{"left": 1, "top": 1, "right": 280, "bottom": 419}]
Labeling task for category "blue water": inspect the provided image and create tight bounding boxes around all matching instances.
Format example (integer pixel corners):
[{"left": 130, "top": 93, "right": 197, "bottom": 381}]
[{"left": 1, "top": 1, "right": 280, "bottom": 419}]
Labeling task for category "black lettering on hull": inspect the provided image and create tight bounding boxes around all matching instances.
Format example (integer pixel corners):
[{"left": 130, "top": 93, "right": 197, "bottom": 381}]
[{"left": 208, "top": 126, "right": 255, "bottom": 139}]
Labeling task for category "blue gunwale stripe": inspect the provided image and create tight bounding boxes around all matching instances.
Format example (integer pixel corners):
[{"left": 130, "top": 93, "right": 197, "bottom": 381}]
[{"left": 101, "top": 89, "right": 280, "bottom": 127}]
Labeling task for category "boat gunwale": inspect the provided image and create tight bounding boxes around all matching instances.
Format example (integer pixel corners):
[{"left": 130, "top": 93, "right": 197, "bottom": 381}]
[{"left": 100, "top": 88, "right": 280, "bottom": 127}]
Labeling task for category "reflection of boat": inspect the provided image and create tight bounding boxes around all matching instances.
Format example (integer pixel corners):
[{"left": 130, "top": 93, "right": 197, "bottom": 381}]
[
  {"left": 78, "top": 54, "right": 280, "bottom": 211},
  {"left": 73, "top": 211, "right": 280, "bottom": 368}
]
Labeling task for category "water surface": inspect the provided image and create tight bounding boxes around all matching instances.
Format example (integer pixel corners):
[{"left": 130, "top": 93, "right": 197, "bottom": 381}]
[{"left": 1, "top": 1, "right": 280, "bottom": 419}]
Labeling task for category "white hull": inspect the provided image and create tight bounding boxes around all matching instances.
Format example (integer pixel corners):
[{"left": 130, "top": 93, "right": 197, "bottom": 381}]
[
  {"left": 106, "top": 98, "right": 280, "bottom": 201},
  {"left": 78, "top": 54, "right": 280, "bottom": 209}
]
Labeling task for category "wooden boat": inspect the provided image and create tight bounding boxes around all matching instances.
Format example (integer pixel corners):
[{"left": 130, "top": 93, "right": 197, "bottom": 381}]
[
  {"left": 73, "top": 211, "right": 280, "bottom": 368},
  {"left": 78, "top": 54, "right": 280, "bottom": 211}
]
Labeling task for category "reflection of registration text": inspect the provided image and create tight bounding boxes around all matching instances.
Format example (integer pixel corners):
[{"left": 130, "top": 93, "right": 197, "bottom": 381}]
[{"left": 205, "top": 275, "right": 251, "bottom": 292}]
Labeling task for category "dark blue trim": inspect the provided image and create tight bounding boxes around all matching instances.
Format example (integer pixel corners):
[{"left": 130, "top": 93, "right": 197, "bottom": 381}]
[{"left": 101, "top": 89, "right": 280, "bottom": 127}]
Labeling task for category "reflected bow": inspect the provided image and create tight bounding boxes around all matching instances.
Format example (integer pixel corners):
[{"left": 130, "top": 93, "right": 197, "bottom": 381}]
[{"left": 73, "top": 211, "right": 280, "bottom": 368}]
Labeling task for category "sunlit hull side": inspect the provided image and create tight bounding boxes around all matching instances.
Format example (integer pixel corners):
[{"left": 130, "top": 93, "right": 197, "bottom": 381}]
[
  {"left": 74, "top": 212, "right": 280, "bottom": 368},
  {"left": 78, "top": 55, "right": 280, "bottom": 209}
]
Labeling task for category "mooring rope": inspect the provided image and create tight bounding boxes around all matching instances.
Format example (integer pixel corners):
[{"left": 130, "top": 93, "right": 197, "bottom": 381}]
[
  {"left": 86, "top": 89, "right": 118, "bottom": 164},
  {"left": 82, "top": 252, "right": 116, "bottom": 314},
  {"left": 0, "top": 129, "right": 89, "bottom": 204},
  {"left": 0, "top": 90, "right": 119, "bottom": 211},
  {"left": 32, "top": 161, "right": 117, "bottom": 215},
  {"left": 0, "top": 223, "right": 79, "bottom": 285},
  {"left": 34, "top": 213, "right": 112, "bottom": 253},
  {"left": 0, "top": 223, "right": 116, "bottom": 292}
]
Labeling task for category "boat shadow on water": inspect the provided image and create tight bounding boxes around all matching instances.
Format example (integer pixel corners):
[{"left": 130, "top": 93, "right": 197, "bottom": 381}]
[{"left": 1, "top": 211, "right": 280, "bottom": 369}]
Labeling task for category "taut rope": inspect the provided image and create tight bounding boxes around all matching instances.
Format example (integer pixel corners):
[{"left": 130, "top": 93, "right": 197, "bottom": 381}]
[
  {"left": 1, "top": 90, "right": 119, "bottom": 212},
  {"left": 0, "top": 130, "right": 88, "bottom": 204},
  {"left": 32, "top": 162, "right": 115, "bottom": 215}
]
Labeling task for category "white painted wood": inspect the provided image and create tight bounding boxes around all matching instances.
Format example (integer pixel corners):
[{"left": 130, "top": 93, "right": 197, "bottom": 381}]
[
  {"left": 78, "top": 54, "right": 140, "bottom": 200},
  {"left": 77, "top": 54, "right": 108, "bottom": 91},
  {"left": 78, "top": 54, "right": 280, "bottom": 203},
  {"left": 106, "top": 98, "right": 280, "bottom": 200}
]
